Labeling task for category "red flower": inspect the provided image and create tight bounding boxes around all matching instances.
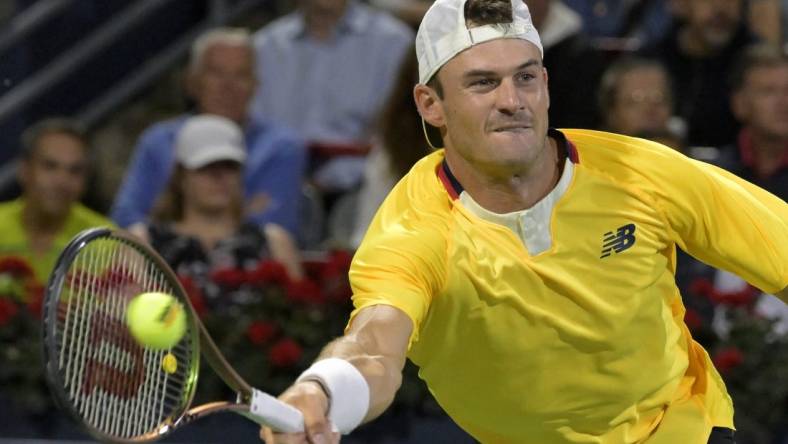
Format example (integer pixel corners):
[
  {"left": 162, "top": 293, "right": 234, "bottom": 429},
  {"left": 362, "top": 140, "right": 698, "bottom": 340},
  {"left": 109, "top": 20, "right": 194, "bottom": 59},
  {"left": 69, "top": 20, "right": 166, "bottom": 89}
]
[
  {"left": 179, "top": 275, "right": 208, "bottom": 317},
  {"left": 0, "top": 257, "right": 35, "bottom": 278},
  {"left": 286, "top": 278, "right": 325, "bottom": 304},
  {"left": 248, "top": 260, "right": 289, "bottom": 286},
  {"left": 210, "top": 268, "right": 249, "bottom": 289},
  {"left": 683, "top": 308, "right": 703, "bottom": 332},
  {"left": 319, "top": 250, "right": 353, "bottom": 302},
  {"left": 268, "top": 338, "right": 303, "bottom": 368},
  {"left": 0, "top": 297, "right": 20, "bottom": 326},
  {"left": 713, "top": 347, "right": 745, "bottom": 374},
  {"left": 321, "top": 250, "right": 352, "bottom": 280},
  {"left": 246, "top": 320, "right": 278, "bottom": 346},
  {"left": 26, "top": 286, "right": 44, "bottom": 318},
  {"left": 690, "top": 277, "right": 758, "bottom": 308}
]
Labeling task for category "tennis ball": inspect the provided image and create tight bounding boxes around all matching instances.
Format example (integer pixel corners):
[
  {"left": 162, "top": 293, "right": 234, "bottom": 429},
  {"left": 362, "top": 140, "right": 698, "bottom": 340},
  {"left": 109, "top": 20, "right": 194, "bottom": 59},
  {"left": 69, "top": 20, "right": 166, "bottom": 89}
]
[{"left": 126, "top": 292, "right": 186, "bottom": 350}]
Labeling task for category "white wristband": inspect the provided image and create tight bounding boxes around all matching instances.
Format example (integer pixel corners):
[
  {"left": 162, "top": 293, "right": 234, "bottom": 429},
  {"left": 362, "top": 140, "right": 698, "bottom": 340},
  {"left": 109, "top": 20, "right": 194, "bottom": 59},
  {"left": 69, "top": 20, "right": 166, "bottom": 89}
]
[{"left": 296, "top": 358, "right": 370, "bottom": 434}]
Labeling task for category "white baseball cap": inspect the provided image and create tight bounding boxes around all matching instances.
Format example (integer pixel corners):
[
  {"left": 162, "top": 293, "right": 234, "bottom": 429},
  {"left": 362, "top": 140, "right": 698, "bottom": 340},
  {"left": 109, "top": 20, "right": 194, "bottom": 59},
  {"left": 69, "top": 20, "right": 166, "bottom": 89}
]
[
  {"left": 415, "top": 0, "right": 543, "bottom": 84},
  {"left": 175, "top": 114, "right": 246, "bottom": 169}
]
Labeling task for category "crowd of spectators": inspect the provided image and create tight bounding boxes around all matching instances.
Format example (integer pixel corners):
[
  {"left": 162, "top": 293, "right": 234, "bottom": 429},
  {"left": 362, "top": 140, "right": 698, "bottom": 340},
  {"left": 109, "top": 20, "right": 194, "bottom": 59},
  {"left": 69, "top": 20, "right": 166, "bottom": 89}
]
[{"left": 0, "top": 0, "right": 786, "bottom": 442}]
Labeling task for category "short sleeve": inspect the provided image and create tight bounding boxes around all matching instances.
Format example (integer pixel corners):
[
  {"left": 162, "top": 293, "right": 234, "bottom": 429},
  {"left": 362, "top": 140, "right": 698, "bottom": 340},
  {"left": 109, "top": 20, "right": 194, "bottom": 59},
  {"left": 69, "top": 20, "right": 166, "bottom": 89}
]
[{"left": 347, "top": 208, "right": 448, "bottom": 349}]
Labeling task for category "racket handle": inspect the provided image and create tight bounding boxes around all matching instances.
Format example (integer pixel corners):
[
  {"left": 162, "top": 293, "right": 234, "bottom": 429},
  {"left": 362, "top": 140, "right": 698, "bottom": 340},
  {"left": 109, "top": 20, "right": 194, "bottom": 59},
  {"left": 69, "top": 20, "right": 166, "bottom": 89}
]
[{"left": 244, "top": 388, "right": 305, "bottom": 433}]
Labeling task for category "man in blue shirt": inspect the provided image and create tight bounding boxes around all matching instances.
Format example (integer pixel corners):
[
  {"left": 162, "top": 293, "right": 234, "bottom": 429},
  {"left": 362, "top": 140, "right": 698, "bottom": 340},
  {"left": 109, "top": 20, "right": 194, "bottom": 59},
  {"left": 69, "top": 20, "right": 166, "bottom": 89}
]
[
  {"left": 251, "top": 0, "right": 413, "bottom": 192},
  {"left": 111, "top": 28, "right": 307, "bottom": 237}
]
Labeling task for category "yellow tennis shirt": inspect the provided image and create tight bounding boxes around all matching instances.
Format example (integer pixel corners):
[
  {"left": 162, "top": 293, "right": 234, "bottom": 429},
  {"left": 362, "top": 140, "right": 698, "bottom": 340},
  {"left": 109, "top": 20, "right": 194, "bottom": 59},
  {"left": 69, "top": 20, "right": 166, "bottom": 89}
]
[
  {"left": 348, "top": 129, "right": 788, "bottom": 444},
  {"left": 0, "top": 198, "right": 113, "bottom": 287}
]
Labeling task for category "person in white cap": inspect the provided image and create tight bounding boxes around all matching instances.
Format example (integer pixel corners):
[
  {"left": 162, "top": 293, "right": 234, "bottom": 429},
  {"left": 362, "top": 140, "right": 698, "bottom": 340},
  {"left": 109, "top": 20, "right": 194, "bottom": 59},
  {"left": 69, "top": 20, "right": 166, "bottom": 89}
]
[
  {"left": 138, "top": 115, "right": 304, "bottom": 290},
  {"left": 261, "top": 1, "right": 787, "bottom": 443}
]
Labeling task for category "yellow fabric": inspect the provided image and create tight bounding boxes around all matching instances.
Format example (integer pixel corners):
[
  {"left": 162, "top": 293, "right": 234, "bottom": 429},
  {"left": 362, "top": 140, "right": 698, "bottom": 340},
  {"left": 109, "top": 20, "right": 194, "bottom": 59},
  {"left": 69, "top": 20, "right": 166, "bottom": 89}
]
[
  {"left": 0, "top": 198, "right": 114, "bottom": 289},
  {"left": 348, "top": 129, "right": 788, "bottom": 444}
]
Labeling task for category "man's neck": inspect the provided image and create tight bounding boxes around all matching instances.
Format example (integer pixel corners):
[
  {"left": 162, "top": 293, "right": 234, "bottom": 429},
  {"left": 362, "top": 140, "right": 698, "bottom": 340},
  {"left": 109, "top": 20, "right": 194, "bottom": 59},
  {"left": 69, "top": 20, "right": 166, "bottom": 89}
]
[
  {"left": 304, "top": 6, "right": 345, "bottom": 41},
  {"left": 21, "top": 202, "right": 68, "bottom": 255},
  {"left": 446, "top": 136, "right": 562, "bottom": 214},
  {"left": 747, "top": 128, "right": 788, "bottom": 178}
]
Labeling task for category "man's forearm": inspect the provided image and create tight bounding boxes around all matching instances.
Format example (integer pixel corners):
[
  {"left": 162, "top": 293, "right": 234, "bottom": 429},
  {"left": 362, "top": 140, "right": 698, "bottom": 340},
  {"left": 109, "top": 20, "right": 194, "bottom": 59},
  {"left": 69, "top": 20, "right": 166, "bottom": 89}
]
[{"left": 317, "top": 332, "right": 406, "bottom": 421}]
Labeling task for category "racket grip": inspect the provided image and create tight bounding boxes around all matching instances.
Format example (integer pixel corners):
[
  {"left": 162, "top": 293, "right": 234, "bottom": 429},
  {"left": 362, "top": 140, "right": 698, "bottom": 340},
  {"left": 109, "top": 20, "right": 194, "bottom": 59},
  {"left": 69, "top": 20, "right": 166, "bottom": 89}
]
[{"left": 245, "top": 388, "right": 305, "bottom": 433}]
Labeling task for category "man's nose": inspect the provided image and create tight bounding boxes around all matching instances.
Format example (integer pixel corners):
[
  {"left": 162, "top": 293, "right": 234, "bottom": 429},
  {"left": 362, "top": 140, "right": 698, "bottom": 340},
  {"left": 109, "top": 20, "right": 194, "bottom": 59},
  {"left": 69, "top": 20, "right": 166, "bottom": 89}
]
[{"left": 495, "top": 80, "right": 525, "bottom": 115}]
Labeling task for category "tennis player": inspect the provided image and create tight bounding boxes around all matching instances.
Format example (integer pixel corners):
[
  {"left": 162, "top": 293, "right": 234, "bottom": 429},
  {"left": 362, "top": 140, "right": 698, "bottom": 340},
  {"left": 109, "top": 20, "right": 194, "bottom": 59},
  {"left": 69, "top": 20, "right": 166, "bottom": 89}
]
[{"left": 261, "top": 1, "right": 788, "bottom": 443}]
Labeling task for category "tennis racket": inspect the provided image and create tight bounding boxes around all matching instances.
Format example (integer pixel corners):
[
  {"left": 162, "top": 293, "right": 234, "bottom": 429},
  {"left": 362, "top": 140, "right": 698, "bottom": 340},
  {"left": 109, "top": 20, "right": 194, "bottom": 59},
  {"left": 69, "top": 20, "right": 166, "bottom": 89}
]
[{"left": 42, "top": 227, "right": 305, "bottom": 442}]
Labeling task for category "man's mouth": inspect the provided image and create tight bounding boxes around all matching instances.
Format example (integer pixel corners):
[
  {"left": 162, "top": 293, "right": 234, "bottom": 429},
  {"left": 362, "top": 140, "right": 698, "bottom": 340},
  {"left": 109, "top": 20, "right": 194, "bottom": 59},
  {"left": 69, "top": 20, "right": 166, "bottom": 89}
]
[{"left": 493, "top": 124, "right": 531, "bottom": 132}]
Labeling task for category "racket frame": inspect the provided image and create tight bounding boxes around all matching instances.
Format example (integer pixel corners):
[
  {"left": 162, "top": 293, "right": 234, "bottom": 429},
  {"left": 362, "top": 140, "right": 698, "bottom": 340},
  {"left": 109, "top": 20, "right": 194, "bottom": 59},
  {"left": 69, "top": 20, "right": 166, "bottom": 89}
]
[{"left": 42, "top": 227, "right": 303, "bottom": 442}]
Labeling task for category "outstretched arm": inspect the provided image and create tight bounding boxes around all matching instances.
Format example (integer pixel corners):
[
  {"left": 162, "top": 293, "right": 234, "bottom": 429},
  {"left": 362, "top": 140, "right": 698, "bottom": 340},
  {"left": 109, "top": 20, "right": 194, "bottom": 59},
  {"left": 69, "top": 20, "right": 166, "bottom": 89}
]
[{"left": 260, "top": 304, "right": 413, "bottom": 443}]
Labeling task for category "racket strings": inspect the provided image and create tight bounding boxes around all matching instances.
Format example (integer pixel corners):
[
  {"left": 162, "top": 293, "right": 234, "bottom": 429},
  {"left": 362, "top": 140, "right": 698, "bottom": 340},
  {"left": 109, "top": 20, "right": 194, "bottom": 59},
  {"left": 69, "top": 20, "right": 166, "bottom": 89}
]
[{"left": 53, "top": 237, "right": 195, "bottom": 440}]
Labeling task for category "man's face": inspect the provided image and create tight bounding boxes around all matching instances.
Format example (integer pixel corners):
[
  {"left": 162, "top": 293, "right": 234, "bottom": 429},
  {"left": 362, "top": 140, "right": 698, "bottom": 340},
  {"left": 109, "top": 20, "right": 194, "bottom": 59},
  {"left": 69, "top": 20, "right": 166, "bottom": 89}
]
[
  {"left": 432, "top": 39, "right": 550, "bottom": 174},
  {"left": 733, "top": 64, "right": 788, "bottom": 140},
  {"left": 189, "top": 43, "right": 256, "bottom": 123},
  {"left": 608, "top": 67, "right": 672, "bottom": 136},
  {"left": 20, "top": 132, "right": 88, "bottom": 218},
  {"left": 181, "top": 161, "right": 243, "bottom": 214},
  {"left": 685, "top": 0, "right": 742, "bottom": 50}
]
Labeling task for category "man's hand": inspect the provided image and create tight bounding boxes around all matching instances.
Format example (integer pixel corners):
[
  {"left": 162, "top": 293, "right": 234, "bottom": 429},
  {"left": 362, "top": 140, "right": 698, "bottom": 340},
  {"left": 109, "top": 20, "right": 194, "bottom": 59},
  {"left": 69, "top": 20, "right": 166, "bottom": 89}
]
[{"left": 260, "top": 381, "right": 339, "bottom": 444}]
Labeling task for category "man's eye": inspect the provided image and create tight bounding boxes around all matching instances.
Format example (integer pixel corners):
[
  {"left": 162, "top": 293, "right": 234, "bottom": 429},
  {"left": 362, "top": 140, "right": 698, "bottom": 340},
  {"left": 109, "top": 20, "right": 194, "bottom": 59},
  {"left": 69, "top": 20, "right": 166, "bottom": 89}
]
[
  {"left": 471, "top": 79, "right": 494, "bottom": 87},
  {"left": 517, "top": 72, "right": 535, "bottom": 82}
]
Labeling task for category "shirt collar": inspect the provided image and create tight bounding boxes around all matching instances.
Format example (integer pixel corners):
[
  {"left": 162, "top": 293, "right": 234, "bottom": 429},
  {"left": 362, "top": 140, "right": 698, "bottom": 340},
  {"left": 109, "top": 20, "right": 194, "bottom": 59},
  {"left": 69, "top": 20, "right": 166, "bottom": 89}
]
[
  {"left": 289, "top": 1, "right": 368, "bottom": 40},
  {"left": 438, "top": 128, "right": 579, "bottom": 199}
]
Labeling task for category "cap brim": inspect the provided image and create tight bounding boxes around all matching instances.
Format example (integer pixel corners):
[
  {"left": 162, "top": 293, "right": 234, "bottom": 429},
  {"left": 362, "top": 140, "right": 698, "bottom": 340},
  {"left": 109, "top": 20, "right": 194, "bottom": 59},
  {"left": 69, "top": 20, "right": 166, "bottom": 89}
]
[{"left": 181, "top": 146, "right": 246, "bottom": 169}]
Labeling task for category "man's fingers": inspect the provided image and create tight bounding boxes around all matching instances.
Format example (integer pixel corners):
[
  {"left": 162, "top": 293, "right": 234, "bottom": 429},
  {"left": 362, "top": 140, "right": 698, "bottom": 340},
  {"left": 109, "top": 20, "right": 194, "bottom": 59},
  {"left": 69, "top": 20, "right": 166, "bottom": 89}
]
[
  {"left": 303, "top": 417, "right": 333, "bottom": 444},
  {"left": 260, "top": 426, "right": 309, "bottom": 444},
  {"left": 259, "top": 381, "right": 332, "bottom": 443}
]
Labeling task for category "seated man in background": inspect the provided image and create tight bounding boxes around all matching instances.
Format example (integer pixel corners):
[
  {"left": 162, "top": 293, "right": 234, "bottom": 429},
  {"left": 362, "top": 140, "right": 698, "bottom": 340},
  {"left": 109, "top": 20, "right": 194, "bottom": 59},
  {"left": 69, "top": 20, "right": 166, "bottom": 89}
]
[
  {"left": 690, "top": 43, "right": 788, "bottom": 337},
  {"left": 251, "top": 0, "right": 413, "bottom": 194},
  {"left": 369, "top": 0, "right": 432, "bottom": 27},
  {"left": 111, "top": 28, "right": 306, "bottom": 238},
  {"left": 642, "top": 0, "right": 759, "bottom": 148},
  {"left": 596, "top": 57, "right": 684, "bottom": 151},
  {"left": 724, "top": 43, "right": 788, "bottom": 198},
  {"left": 140, "top": 115, "right": 303, "bottom": 308},
  {"left": 0, "top": 118, "right": 113, "bottom": 287}
]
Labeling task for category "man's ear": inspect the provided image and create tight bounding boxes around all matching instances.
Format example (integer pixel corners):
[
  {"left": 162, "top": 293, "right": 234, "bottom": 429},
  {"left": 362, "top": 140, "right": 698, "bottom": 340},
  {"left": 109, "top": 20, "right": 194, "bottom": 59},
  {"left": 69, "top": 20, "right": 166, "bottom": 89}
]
[{"left": 414, "top": 84, "right": 445, "bottom": 128}]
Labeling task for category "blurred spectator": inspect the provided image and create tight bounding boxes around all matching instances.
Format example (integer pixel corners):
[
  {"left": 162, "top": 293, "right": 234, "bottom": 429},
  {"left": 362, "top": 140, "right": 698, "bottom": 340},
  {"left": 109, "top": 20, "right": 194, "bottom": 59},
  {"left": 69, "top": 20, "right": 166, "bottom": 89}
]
[
  {"left": 642, "top": 0, "right": 759, "bottom": 148},
  {"left": 526, "top": 0, "right": 607, "bottom": 129},
  {"left": 369, "top": 0, "right": 432, "bottom": 27},
  {"left": 141, "top": 115, "right": 303, "bottom": 307},
  {"left": 563, "top": 0, "right": 673, "bottom": 49},
  {"left": 746, "top": 0, "right": 782, "bottom": 47},
  {"left": 111, "top": 28, "right": 306, "bottom": 237},
  {"left": 251, "top": 0, "right": 413, "bottom": 192},
  {"left": 349, "top": 49, "right": 430, "bottom": 248},
  {"left": 597, "top": 57, "right": 683, "bottom": 146},
  {"left": 0, "top": 118, "right": 112, "bottom": 286},
  {"left": 723, "top": 43, "right": 788, "bottom": 196},
  {"left": 677, "top": 42, "right": 788, "bottom": 354}
]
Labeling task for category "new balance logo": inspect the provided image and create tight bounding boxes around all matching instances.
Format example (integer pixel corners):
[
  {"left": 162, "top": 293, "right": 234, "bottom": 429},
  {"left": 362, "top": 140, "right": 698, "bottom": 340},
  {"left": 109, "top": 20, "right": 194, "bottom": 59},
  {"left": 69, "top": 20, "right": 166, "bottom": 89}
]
[{"left": 600, "top": 223, "right": 636, "bottom": 258}]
